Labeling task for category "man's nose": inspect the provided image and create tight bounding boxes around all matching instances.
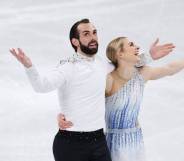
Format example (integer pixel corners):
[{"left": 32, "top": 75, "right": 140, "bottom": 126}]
[{"left": 92, "top": 34, "right": 98, "bottom": 40}]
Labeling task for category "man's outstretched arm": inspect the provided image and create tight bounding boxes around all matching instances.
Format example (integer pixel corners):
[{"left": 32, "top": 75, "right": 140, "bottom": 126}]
[
  {"left": 10, "top": 48, "right": 69, "bottom": 93},
  {"left": 10, "top": 48, "right": 32, "bottom": 68}
]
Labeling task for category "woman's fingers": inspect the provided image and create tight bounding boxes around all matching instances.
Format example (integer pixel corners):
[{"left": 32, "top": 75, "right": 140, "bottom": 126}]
[
  {"left": 58, "top": 121, "right": 73, "bottom": 129},
  {"left": 57, "top": 113, "right": 73, "bottom": 129},
  {"left": 152, "top": 38, "right": 159, "bottom": 46}
]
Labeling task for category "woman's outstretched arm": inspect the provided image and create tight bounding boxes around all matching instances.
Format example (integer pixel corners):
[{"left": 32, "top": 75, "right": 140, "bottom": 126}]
[{"left": 140, "top": 59, "right": 184, "bottom": 81}]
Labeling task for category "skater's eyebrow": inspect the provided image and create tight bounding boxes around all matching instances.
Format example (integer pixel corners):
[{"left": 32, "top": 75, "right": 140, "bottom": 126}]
[
  {"left": 81, "top": 29, "right": 97, "bottom": 34},
  {"left": 82, "top": 30, "right": 90, "bottom": 33}
]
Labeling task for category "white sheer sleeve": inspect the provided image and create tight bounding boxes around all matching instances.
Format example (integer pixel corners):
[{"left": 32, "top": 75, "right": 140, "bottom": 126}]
[
  {"left": 25, "top": 63, "right": 72, "bottom": 93},
  {"left": 135, "top": 53, "right": 153, "bottom": 67}
]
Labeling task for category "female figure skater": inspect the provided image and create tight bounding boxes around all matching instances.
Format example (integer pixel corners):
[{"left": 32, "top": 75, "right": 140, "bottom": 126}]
[
  {"left": 105, "top": 37, "right": 184, "bottom": 161},
  {"left": 58, "top": 36, "right": 183, "bottom": 161}
]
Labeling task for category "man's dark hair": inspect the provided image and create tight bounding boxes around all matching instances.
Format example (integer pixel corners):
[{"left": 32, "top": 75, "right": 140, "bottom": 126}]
[{"left": 69, "top": 18, "right": 90, "bottom": 52}]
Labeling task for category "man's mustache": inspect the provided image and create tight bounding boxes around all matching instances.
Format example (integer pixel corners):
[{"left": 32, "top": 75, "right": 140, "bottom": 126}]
[{"left": 88, "top": 40, "right": 98, "bottom": 46}]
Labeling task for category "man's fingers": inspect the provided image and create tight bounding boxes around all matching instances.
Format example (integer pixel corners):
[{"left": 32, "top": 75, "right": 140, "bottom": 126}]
[
  {"left": 10, "top": 48, "right": 23, "bottom": 61},
  {"left": 17, "top": 48, "right": 25, "bottom": 59},
  {"left": 17, "top": 48, "right": 23, "bottom": 53},
  {"left": 10, "top": 48, "right": 23, "bottom": 62},
  {"left": 9, "top": 48, "right": 17, "bottom": 57},
  {"left": 18, "top": 48, "right": 25, "bottom": 56}
]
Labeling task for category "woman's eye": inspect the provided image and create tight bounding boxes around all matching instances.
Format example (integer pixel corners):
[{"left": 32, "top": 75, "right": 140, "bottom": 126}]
[{"left": 130, "top": 42, "right": 134, "bottom": 46}]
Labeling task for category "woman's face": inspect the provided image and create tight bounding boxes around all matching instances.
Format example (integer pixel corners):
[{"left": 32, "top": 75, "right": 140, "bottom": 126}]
[{"left": 118, "top": 38, "right": 140, "bottom": 64}]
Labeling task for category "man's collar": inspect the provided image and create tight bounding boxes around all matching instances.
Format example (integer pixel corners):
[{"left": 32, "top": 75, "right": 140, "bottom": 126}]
[{"left": 73, "top": 53, "right": 95, "bottom": 62}]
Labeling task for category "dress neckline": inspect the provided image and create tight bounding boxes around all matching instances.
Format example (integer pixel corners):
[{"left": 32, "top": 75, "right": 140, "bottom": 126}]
[{"left": 105, "top": 69, "right": 144, "bottom": 99}]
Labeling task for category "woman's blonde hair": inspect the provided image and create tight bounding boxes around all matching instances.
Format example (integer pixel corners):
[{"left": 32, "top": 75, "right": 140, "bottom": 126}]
[{"left": 106, "top": 37, "right": 126, "bottom": 68}]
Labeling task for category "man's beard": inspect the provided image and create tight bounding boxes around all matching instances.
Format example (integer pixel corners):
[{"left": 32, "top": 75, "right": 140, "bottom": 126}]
[{"left": 79, "top": 40, "right": 98, "bottom": 56}]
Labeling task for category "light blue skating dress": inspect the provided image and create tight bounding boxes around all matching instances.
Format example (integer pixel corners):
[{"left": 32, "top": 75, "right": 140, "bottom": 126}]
[{"left": 105, "top": 69, "right": 146, "bottom": 161}]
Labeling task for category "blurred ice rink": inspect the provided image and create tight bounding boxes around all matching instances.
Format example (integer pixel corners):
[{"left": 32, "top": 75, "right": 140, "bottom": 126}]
[{"left": 0, "top": 0, "right": 184, "bottom": 161}]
